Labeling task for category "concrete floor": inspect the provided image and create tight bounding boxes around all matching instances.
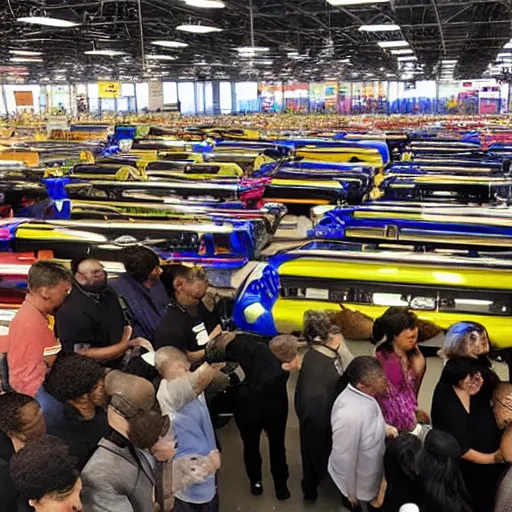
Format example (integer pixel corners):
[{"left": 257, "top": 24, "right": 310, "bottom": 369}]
[{"left": 217, "top": 339, "right": 509, "bottom": 512}]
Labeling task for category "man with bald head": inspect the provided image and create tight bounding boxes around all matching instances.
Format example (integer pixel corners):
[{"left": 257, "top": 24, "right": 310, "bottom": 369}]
[
  {"left": 55, "top": 255, "right": 139, "bottom": 368},
  {"left": 156, "top": 346, "right": 221, "bottom": 512},
  {"left": 82, "top": 370, "right": 173, "bottom": 512}
]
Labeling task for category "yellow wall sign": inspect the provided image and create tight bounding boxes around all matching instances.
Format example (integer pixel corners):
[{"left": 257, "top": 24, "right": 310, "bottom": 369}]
[{"left": 98, "top": 81, "right": 121, "bottom": 99}]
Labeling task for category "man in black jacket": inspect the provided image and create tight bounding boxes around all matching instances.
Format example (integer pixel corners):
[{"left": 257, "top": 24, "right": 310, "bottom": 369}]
[
  {"left": 42, "top": 354, "right": 109, "bottom": 471},
  {"left": 208, "top": 333, "right": 299, "bottom": 501},
  {"left": 55, "top": 255, "right": 138, "bottom": 368}
]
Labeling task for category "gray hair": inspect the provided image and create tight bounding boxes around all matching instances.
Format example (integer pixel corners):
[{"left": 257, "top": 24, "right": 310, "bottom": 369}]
[
  {"left": 443, "top": 322, "right": 489, "bottom": 359},
  {"left": 303, "top": 309, "right": 341, "bottom": 344}
]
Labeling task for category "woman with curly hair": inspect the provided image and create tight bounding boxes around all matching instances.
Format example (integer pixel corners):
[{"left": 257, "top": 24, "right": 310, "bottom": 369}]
[
  {"left": 295, "top": 310, "right": 354, "bottom": 501},
  {"left": 10, "top": 435, "right": 81, "bottom": 512},
  {"left": 0, "top": 392, "right": 47, "bottom": 512},
  {"left": 372, "top": 307, "right": 426, "bottom": 432}
]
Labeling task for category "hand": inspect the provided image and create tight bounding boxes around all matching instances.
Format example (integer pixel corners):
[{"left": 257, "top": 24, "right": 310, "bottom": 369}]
[
  {"left": 120, "top": 325, "right": 133, "bottom": 349},
  {"left": 128, "top": 337, "right": 144, "bottom": 348},
  {"left": 494, "top": 449, "right": 505, "bottom": 464},
  {"left": 385, "top": 424, "right": 399, "bottom": 439},
  {"left": 209, "top": 450, "right": 221, "bottom": 471},
  {"left": 151, "top": 438, "right": 176, "bottom": 462}
]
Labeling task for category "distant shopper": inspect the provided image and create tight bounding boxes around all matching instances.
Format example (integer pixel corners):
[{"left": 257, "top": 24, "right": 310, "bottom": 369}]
[
  {"left": 382, "top": 434, "right": 422, "bottom": 512},
  {"left": 10, "top": 435, "right": 82, "bottom": 512},
  {"left": 156, "top": 346, "right": 222, "bottom": 512},
  {"left": 7, "top": 261, "right": 72, "bottom": 396},
  {"left": 55, "top": 255, "right": 136, "bottom": 368},
  {"left": 417, "top": 429, "right": 473, "bottom": 512},
  {"left": 81, "top": 370, "right": 172, "bottom": 512},
  {"left": 329, "top": 356, "right": 388, "bottom": 511},
  {"left": 111, "top": 246, "right": 169, "bottom": 341},
  {"left": 372, "top": 307, "right": 426, "bottom": 432},
  {"left": 432, "top": 357, "right": 504, "bottom": 512},
  {"left": 155, "top": 265, "right": 221, "bottom": 364},
  {"left": 0, "top": 392, "right": 47, "bottom": 512},
  {"left": 42, "top": 354, "right": 109, "bottom": 470},
  {"left": 296, "top": 310, "right": 354, "bottom": 501}
]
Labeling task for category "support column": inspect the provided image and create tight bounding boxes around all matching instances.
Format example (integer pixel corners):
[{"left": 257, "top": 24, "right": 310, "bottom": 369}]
[
  {"left": 231, "top": 82, "right": 237, "bottom": 113},
  {"left": 212, "top": 80, "right": 221, "bottom": 115}
]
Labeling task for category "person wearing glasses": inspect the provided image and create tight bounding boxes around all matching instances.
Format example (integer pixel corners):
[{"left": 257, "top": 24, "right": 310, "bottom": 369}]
[{"left": 55, "top": 255, "right": 140, "bottom": 369}]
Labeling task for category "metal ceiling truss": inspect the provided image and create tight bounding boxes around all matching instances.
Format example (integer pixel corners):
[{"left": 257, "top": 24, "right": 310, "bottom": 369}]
[{"left": 0, "top": 0, "right": 510, "bottom": 82}]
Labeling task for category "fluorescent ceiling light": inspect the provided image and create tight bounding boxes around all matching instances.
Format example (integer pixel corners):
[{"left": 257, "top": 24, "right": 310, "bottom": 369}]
[
  {"left": 505, "top": 42, "right": 512, "bottom": 49},
  {"left": 85, "top": 49, "right": 126, "bottom": 56},
  {"left": 397, "top": 56, "right": 417, "bottom": 61},
  {"left": 147, "top": 55, "right": 177, "bottom": 60},
  {"left": 184, "top": 0, "right": 225, "bottom": 6},
  {"left": 441, "top": 59, "right": 457, "bottom": 64},
  {"left": 254, "top": 60, "right": 273, "bottom": 65},
  {"left": 176, "top": 24, "right": 222, "bottom": 33},
  {"left": 152, "top": 40, "right": 188, "bottom": 48},
  {"left": 10, "top": 50, "right": 43, "bottom": 56},
  {"left": 236, "top": 46, "right": 269, "bottom": 53},
  {"left": 378, "top": 40, "right": 409, "bottom": 48},
  {"left": 9, "top": 57, "right": 43, "bottom": 63},
  {"left": 497, "top": 53, "right": 512, "bottom": 59},
  {"left": 359, "top": 24, "right": 400, "bottom": 32},
  {"left": 390, "top": 49, "right": 413, "bottom": 55},
  {"left": 327, "top": 0, "right": 389, "bottom": 5},
  {"left": 17, "top": 16, "right": 79, "bottom": 27}
]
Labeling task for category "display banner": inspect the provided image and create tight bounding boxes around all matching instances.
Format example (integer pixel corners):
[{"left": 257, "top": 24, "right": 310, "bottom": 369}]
[
  {"left": 148, "top": 81, "right": 164, "bottom": 111},
  {"left": 98, "top": 81, "right": 121, "bottom": 99},
  {"left": 14, "top": 91, "right": 34, "bottom": 107}
]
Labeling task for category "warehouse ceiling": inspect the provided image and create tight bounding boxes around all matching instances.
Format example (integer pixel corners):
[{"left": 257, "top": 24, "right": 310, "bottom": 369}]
[{"left": 0, "top": 0, "right": 510, "bottom": 82}]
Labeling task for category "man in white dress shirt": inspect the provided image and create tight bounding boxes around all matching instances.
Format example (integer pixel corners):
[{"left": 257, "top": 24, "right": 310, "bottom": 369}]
[{"left": 329, "top": 356, "right": 388, "bottom": 512}]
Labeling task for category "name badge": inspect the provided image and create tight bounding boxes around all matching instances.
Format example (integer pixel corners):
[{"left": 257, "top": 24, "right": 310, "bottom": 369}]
[{"left": 192, "top": 322, "right": 209, "bottom": 346}]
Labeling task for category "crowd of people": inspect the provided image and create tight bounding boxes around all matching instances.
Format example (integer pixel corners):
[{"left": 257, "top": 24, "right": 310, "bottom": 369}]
[{"left": 0, "top": 246, "right": 511, "bottom": 512}]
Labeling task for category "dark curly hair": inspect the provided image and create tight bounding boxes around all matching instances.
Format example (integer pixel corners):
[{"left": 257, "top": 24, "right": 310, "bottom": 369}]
[
  {"left": 10, "top": 435, "right": 79, "bottom": 502},
  {"left": 372, "top": 307, "right": 418, "bottom": 353},
  {"left": 44, "top": 354, "right": 105, "bottom": 402},
  {"left": 121, "top": 245, "right": 160, "bottom": 283},
  {"left": 0, "top": 392, "right": 37, "bottom": 435}
]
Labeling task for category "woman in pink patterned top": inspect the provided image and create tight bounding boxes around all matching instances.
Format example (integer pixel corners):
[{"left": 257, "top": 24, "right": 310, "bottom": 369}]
[{"left": 372, "top": 308, "right": 426, "bottom": 432}]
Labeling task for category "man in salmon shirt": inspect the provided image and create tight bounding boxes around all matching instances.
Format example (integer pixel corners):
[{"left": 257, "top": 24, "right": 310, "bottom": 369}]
[{"left": 7, "top": 261, "right": 72, "bottom": 397}]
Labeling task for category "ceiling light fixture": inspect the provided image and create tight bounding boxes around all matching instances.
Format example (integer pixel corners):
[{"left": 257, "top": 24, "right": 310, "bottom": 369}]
[
  {"left": 390, "top": 49, "right": 413, "bottom": 55},
  {"left": 17, "top": 16, "right": 79, "bottom": 27},
  {"left": 176, "top": 24, "right": 222, "bottom": 33},
  {"left": 146, "top": 54, "right": 178, "bottom": 60},
  {"left": 152, "top": 41, "right": 189, "bottom": 48},
  {"left": 9, "top": 57, "right": 43, "bottom": 63},
  {"left": 377, "top": 40, "right": 409, "bottom": 48},
  {"left": 441, "top": 59, "right": 457, "bottom": 64},
  {"left": 327, "top": 0, "right": 389, "bottom": 5},
  {"left": 358, "top": 24, "right": 400, "bottom": 32},
  {"left": 397, "top": 56, "right": 417, "bottom": 61},
  {"left": 184, "top": 0, "right": 225, "bottom": 7},
  {"left": 236, "top": 46, "right": 269, "bottom": 53},
  {"left": 10, "top": 50, "right": 43, "bottom": 56},
  {"left": 497, "top": 53, "right": 512, "bottom": 59},
  {"left": 505, "top": 41, "right": 512, "bottom": 49},
  {"left": 85, "top": 49, "right": 127, "bottom": 56}
]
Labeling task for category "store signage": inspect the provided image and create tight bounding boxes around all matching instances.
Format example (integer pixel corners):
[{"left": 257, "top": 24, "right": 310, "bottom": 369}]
[
  {"left": 98, "top": 81, "right": 121, "bottom": 99},
  {"left": 14, "top": 91, "right": 34, "bottom": 107},
  {"left": 148, "top": 81, "right": 164, "bottom": 111}
]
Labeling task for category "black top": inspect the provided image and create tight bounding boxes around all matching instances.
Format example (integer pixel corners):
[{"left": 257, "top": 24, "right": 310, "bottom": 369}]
[
  {"left": 294, "top": 348, "right": 344, "bottom": 478},
  {"left": 226, "top": 335, "right": 289, "bottom": 424},
  {"left": 47, "top": 402, "right": 109, "bottom": 471},
  {"left": 55, "top": 285, "right": 126, "bottom": 365},
  {"left": 0, "top": 431, "right": 32, "bottom": 512},
  {"left": 154, "top": 300, "right": 220, "bottom": 353},
  {"left": 431, "top": 380, "right": 503, "bottom": 512}
]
